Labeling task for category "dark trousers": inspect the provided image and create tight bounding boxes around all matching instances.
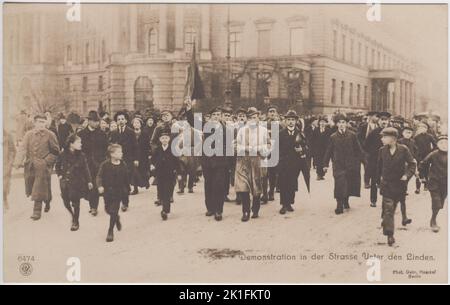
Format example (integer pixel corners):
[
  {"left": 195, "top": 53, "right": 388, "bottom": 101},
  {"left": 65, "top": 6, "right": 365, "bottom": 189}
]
[
  {"left": 370, "top": 178, "right": 378, "bottom": 204},
  {"left": 157, "top": 173, "right": 176, "bottom": 213},
  {"left": 203, "top": 166, "right": 226, "bottom": 214},
  {"left": 224, "top": 169, "right": 231, "bottom": 197},
  {"left": 316, "top": 166, "right": 325, "bottom": 178},
  {"left": 268, "top": 167, "right": 278, "bottom": 195},
  {"left": 105, "top": 198, "right": 121, "bottom": 232},
  {"left": 381, "top": 196, "right": 399, "bottom": 236},
  {"left": 336, "top": 197, "right": 349, "bottom": 211},
  {"left": 63, "top": 198, "right": 80, "bottom": 224},
  {"left": 280, "top": 190, "right": 295, "bottom": 207},
  {"left": 430, "top": 187, "right": 447, "bottom": 211},
  {"left": 86, "top": 189, "right": 99, "bottom": 210},
  {"left": 364, "top": 163, "right": 371, "bottom": 186},
  {"left": 179, "top": 172, "right": 195, "bottom": 191},
  {"left": 239, "top": 192, "right": 261, "bottom": 215}
]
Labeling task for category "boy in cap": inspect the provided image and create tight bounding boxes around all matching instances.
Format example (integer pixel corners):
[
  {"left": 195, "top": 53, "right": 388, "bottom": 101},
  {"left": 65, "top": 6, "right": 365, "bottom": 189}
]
[
  {"left": 151, "top": 128, "right": 181, "bottom": 220},
  {"left": 377, "top": 127, "right": 416, "bottom": 246},
  {"left": 414, "top": 122, "right": 437, "bottom": 194},
  {"left": 420, "top": 135, "right": 447, "bottom": 232}
]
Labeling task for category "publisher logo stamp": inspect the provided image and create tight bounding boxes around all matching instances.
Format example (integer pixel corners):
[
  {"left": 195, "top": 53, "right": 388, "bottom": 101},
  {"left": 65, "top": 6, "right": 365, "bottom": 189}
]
[{"left": 19, "top": 262, "right": 33, "bottom": 277}]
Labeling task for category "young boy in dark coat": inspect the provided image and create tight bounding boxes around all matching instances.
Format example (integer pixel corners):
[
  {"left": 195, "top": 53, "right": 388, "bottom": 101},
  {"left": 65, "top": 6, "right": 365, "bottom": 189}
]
[
  {"left": 97, "top": 144, "right": 130, "bottom": 242},
  {"left": 56, "top": 134, "right": 93, "bottom": 231},
  {"left": 151, "top": 129, "right": 181, "bottom": 221},
  {"left": 420, "top": 135, "right": 447, "bottom": 233},
  {"left": 377, "top": 128, "right": 416, "bottom": 247}
]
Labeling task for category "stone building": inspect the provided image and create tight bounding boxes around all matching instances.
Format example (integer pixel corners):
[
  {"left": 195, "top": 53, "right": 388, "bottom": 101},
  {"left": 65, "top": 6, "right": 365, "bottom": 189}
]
[{"left": 3, "top": 3, "right": 422, "bottom": 119}]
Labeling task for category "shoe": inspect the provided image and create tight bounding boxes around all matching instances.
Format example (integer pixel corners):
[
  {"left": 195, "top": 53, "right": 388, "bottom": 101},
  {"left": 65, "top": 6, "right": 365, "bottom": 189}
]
[
  {"left": 106, "top": 231, "right": 114, "bottom": 242},
  {"left": 177, "top": 190, "right": 185, "bottom": 194},
  {"left": 261, "top": 196, "right": 268, "bottom": 204},
  {"left": 161, "top": 211, "right": 168, "bottom": 221},
  {"left": 402, "top": 218, "right": 412, "bottom": 226},
  {"left": 188, "top": 188, "right": 194, "bottom": 193},
  {"left": 205, "top": 211, "right": 214, "bottom": 217},
  {"left": 268, "top": 193, "right": 275, "bottom": 201},
  {"left": 431, "top": 225, "right": 440, "bottom": 233},
  {"left": 170, "top": 197, "right": 174, "bottom": 203},
  {"left": 241, "top": 213, "right": 250, "bottom": 222},
  {"left": 286, "top": 205, "right": 294, "bottom": 212},
  {"left": 424, "top": 186, "right": 429, "bottom": 192},
  {"left": 365, "top": 183, "right": 371, "bottom": 189},
  {"left": 121, "top": 205, "right": 128, "bottom": 212},
  {"left": 70, "top": 222, "right": 79, "bottom": 231},
  {"left": 91, "top": 209, "right": 98, "bottom": 216},
  {"left": 335, "top": 208, "right": 344, "bottom": 215},
  {"left": 130, "top": 189, "right": 138, "bottom": 195},
  {"left": 214, "top": 213, "right": 223, "bottom": 221},
  {"left": 44, "top": 202, "right": 51, "bottom": 213},
  {"left": 387, "top": 236, "right": 395, "bottom": 247},
  {"left": 251, "top": 213, "right": 259, "bottom": 219},
  {"left": 279, "top": 207, "right": 287, "bottom": 215},
  {"left": 154, "top": 200, "right": 161, "bottom": 206},
  {"left": 116, "top": 216, "right": 122, "bottom": 231},
  {"left": 370, "top": 202, "right": 377, "bottom": 208},
  {"left": 343, "top": 202, "right": 350, "bottom": 210},
  {"left": 89, "top": 209, "right": 92, "bottom": 214},
  {"left": 415, "top": 189, "right": 420, "bottom": 194},
  {"left": 30, "top": 202, "right": 43, "bottom": 220}
]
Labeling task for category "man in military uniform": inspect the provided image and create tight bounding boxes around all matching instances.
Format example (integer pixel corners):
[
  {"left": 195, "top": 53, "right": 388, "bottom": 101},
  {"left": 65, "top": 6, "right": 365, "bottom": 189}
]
[
  {"left": 14, "top": 114, "right": 60, "bottom": 220},
  {"left": 78, "top": 110, "right": 108, "bottom": 216}
]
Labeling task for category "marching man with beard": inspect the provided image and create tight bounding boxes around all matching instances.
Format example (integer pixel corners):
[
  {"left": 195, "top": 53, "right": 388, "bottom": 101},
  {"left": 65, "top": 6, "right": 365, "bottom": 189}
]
[
  {"left": 234, "top": 107, "right": 271, "bottom": 222},
  {"left": 323, "top": 113, "right": 365, "bottom": 215},
  {"left": 278, "top": 110, "right": 308, "bottom": 215}
]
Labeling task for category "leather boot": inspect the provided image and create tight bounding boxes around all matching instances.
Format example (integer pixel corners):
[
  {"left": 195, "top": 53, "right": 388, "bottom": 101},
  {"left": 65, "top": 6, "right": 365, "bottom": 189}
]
[{"left": 31, "top": 201, "right": 43, "bottom": 220}]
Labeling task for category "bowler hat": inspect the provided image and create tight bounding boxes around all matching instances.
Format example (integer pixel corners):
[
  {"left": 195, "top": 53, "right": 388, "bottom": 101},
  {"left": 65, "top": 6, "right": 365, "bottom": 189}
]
[
  {"left": 87, "top": 110, "right": 100, "bottom": 122},
  {"left": 284, "top": 110, "right": 299, "bottom": 119},
  {"left": 378, "top": 112, "right": 392, "bottom": 119},
  {"left": 235, "top": 107, "right": 247, "bottom": 115},
  {"left": 333, "top": 113, "right": 348, "bottom": 123}
]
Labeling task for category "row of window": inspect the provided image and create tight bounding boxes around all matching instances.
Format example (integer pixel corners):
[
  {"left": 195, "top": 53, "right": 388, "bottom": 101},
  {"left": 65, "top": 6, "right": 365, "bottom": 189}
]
[
  {"left": 332, "top": 30, "right": 409, "bottom": 71},
  {"left": 331, "top": 79, "right": 368, "bottom": 107},
  {"left": 66, "top": 41, "right": 107, "bottom": 65},
  {"left": 64, "top": 75, "right": 104, "bottom": 92}
]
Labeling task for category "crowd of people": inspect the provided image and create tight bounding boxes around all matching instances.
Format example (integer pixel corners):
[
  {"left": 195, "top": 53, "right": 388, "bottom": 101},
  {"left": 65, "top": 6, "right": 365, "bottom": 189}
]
[{"left": 4, "top": 100, "right": 447, "bottom": 246}]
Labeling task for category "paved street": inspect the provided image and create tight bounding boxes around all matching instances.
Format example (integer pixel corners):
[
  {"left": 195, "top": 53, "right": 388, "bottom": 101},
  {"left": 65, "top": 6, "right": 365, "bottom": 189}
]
[{"left": 3, "top": 168, "right": 447, "bottom": 283}]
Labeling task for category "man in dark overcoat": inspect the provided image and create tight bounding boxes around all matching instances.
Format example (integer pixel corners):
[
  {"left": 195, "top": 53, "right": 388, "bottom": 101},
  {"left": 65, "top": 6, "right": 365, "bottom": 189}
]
[
  {"left": 108, "top": 111, "right": 138, "bottom": 211},
  {"left": 364, "top": 112, "right": 391, "bottom": 207},
  {"left": 323, "top": 113, "right": 365, "bottom": 215},
  {"left": 278, "top": 110, "right": 309, "bottom": 215},
  {"left": 78, "top": 110, "right": 108, "bottom": 215},
  {"left": 311, "top": 116, "right": 331, "bottom": 181},
  {"left": 358, "top": 111, "right": 379, "bottom": 188}
]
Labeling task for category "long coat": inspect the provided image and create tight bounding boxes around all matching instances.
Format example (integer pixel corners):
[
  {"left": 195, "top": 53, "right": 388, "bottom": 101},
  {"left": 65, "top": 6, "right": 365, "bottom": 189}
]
[
  {"left": 50, "top": 122, "right": 74, "bottom": 149},
  {"left": 278, "top": 127, "right": 309, "bottom": 196},
  {"left": 324, "top": 129, "right": 364, "bottom": 199},
  {"left": 77, "top": 127, "right": 108, "bottom": 179},
  {"left": 310, "top": 127, "right": 331, "bottom": 168},
  {"left": 131, "top": 129, "right": 151, "bottom": 188},
  {"left": 364, "top": 127, "right": 383, "bottom": 178},
  {"left": 109, "top": 126, "right": 138, "bottom": 172},
  {"left": 15, "top": 128, "right": 60, "bottom": 202},
  {"left": 55, "top": 150, "right": 92, "bottom": 202}
]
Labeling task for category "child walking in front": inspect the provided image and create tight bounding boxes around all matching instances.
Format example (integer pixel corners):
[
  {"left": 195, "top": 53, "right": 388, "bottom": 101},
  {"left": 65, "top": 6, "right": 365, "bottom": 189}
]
[
  {"left": 97, "top": 144, "right": 130, "bottom": 242},
  {"left": 420, "top": 135, "right": 448, "bottom": 233},
  {"left": 151, "top": 129, "right": 180, "bottom": 221},
  {"left": 56, "top": 134, "right": 93, "bottom": 231}
]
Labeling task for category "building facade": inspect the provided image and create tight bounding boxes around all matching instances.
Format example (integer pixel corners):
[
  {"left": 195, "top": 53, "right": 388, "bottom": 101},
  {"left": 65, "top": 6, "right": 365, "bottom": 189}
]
[{"left": 3, "top": 3, "right": 419, "bottom": 119}]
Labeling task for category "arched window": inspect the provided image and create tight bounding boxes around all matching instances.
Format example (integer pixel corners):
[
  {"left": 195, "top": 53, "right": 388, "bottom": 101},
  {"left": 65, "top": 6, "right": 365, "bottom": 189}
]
[
  {"left": 184, "top": 27, "right": 197, "bottom": 54},
  {"left": 134, "top": 76, "right": 154, "bottom": 111},
  {"left": 148, "top": 28, "right": 158, "bottom": 55}
]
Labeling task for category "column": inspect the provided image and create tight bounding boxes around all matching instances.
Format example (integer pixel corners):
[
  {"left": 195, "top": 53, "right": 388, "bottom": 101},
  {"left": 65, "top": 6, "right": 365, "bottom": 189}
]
[
  {"left": 394, "top": 79, "right": 401, "bottom": 115},
  {"left": 405, "top": 82, "right": 410, "bottom": 118},
  {"left": 39, "top": 13, "right": 46, "bottom": 63},
  {"left": 411, "top": 82, "right": 415, "bottom": 115},
  {"left": 129, "top": 4, "right": 138, "bottom": 53},
  {"left": 175, "top": 5, "right": 184, "bottom": 52},
  {"left": 32, "top": 14, "right": 40, "bottom": 64},
  {"left": 159, "top": 4, "right": 168, "bottom": 51},
  {"left": 200, "top": 4, "right": 211, "bottom": 59},
  {"left": 400, "top": 80, "right": 405, "bottom": 117},
  {"left": 13, "top": 15, "right": 19, "bottom": 64},
  {"left": 18, "top": 14, "right": 25, "bottom": 64}
]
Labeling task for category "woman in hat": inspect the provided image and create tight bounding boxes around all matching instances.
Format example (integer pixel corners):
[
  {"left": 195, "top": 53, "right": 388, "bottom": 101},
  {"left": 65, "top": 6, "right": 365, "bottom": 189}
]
[
  {"left": 130, "top": 117, "right": 151, "bottom": 194},
  {"left": 420, "top": 135, "right": 447, "bottom": 233}
]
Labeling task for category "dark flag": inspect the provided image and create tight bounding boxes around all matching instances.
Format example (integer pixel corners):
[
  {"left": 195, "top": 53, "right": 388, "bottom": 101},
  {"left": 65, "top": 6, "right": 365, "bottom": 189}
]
[{"left": 184, "top": 43, "right": 205, "bottom": 101}]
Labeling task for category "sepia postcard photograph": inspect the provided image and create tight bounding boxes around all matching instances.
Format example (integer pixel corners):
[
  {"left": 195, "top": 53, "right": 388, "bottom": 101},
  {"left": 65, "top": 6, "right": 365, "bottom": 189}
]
[{"left": 1, "top": 0, "right": 449, "bottom": 289}]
